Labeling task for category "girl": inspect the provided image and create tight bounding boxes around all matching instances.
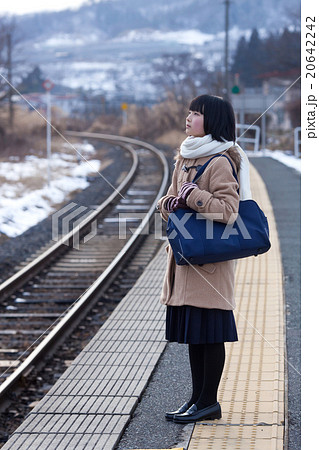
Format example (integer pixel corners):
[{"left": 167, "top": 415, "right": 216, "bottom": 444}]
[{"left": 157, "top": 94, "right": 251, "bottom": 424}]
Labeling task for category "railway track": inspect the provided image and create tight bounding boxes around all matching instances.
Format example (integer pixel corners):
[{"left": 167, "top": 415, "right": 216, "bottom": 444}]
[{"left": 0, "top": 134, "right": 169, "bottom": 417}]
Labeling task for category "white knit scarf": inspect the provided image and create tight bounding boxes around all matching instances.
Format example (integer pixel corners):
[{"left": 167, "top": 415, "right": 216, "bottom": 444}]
[{"left": 180, "top": 134, "right": 252, "bottom": 200}]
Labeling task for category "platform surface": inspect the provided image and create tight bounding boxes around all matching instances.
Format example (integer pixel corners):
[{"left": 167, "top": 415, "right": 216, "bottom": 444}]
[{"left": 188, "top": 163, "right": 285, "bottom": 450}]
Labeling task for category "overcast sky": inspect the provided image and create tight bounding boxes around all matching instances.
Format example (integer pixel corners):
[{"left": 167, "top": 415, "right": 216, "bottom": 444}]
[{"left": 0, "top": 0, "right": 88, "bottom": 16}]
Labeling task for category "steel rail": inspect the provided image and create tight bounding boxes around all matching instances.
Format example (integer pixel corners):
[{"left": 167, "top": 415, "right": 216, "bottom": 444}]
[
  {"left": 0, "top": 142, "right": 138, "bottom": 301},
  {"left": 0, "top": 134, "right": 169, "bottom": 403},
  {"left": 65, "top": 131, "right": 170, "bottom": 210}
]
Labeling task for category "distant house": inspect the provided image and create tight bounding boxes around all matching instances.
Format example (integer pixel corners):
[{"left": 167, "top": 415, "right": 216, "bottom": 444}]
[
  {"left": 257, "top": 68, "right": 301, "bottom": 129},
  {"left": 231, "top": 68, "right": 300, "bottom": 130}
]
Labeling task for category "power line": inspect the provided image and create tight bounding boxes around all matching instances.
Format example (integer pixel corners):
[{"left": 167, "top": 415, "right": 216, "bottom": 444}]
[{"left": 224, "top": 0, "right": 230, "bottom": 100}]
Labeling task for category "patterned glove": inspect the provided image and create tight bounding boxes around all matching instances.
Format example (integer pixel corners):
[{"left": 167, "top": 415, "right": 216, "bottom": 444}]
[
  {"left": 178, "top": 182, "right": 198, "bottom": 201},
  {"left": 165, "top": 196, "right": 179, "bottom": 213},
  {"left": 165, "top": 183, "right": 198, "bottom": 212},
  {"left": 172, "top": 196, "right": 188, "bottom": 209}
]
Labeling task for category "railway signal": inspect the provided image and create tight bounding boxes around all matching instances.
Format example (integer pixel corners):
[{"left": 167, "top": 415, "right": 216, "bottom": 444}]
[{"left": 121, "top": 102, "right": 128, "bottom": 125}]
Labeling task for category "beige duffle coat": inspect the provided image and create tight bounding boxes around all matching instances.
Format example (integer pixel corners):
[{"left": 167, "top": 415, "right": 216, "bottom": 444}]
[{"left": 157, "top": 148, "right": 241, "bottom": 310}]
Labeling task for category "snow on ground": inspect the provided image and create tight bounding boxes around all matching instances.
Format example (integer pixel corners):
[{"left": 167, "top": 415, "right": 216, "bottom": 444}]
[
  {"left": 0, "top": 142, "right": 100, "bottom": 238},
  {"left": 114, "top": 29, "right": 215, "bottom": 45},
  {"left": 112, "top": 26, "right": 255, "bottom": 48},
  {"left": 34, "top": 32, "right": 101, "bottom": 49}
]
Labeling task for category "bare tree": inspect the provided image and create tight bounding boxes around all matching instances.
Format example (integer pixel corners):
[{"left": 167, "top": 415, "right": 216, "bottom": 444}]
[
  {"left": 152, "top": 53, "right": 221, "bottom": 105},
  {"left": 0, "top": 17, "right": 23, "bottom": 128}
]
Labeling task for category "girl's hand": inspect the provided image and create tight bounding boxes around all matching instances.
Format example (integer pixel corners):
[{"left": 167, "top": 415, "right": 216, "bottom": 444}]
[
  {"left": 178, "top": 182, "right": 198, "bottom": 199},
  {"left": 165, "top": 183, "right": 198, "bottom": 212},
  {"left": 165, "top": 196, "right": 179, "bottom": 213}
]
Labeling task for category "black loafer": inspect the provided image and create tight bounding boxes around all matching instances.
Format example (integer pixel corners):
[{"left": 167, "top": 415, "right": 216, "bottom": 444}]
[
  {"left": 173, "top": 402, "right": 221, "bottom": 424},
  {"left": 165, "top": 402, "right": 190, "bottom": 421}
]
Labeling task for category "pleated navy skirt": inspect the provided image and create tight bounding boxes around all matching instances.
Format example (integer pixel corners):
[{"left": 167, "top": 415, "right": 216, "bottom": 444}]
[{"left": 166, "top": 305, "right": 238, "bottom": 344}]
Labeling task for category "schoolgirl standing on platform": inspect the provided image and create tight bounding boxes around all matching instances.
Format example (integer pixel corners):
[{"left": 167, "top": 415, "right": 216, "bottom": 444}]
[{"left": 157, "top": 94, "right": 251, "bottom": 423}]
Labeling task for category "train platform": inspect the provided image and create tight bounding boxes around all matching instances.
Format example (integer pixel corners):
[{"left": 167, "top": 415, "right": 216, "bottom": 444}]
[{"left": 3, "top": 157, "right": 299, "bottom": 450}]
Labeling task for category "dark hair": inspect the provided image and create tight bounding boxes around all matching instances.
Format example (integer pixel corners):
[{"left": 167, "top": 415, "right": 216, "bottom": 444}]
[{"left": 189, "top": 94, "right": 236, "bottom": 142}]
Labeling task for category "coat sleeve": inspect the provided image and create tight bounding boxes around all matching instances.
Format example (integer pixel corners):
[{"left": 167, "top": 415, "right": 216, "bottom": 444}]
[
  {"left": 186, "top": 157, "right": 239, "bottom": 224},
  {"left": 156, "top": 161, "right": 180, "bottom": 222}
]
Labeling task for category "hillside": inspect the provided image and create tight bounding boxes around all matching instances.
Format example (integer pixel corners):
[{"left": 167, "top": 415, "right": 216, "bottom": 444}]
[
  {"left": 7, "top": 0, "right": 300, "bottom": 102},
  {"left": 16, "top": 0, "right": 300, "bottom": 39}
]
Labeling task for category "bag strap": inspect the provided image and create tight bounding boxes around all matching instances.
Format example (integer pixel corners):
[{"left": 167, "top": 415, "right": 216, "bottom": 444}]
[{"left": 192, "top": 153, "right": 238, "bottom": 184}]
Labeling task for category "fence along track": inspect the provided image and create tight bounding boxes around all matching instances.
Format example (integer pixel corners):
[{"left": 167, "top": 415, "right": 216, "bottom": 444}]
[{"left": 0, "top": 134, "right": 169, "bottom": 403}]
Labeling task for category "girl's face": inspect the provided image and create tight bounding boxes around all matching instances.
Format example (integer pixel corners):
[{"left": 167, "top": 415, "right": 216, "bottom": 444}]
[{"left": 186, "top": 110, "right": 205, "bottom": 137}]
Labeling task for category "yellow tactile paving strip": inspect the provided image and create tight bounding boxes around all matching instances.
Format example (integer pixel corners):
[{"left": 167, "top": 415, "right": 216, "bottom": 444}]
[{"left": 188, "top": 164, "right": 285, "bottom": 450}]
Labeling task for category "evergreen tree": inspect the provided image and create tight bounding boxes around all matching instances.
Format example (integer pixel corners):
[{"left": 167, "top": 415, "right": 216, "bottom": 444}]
[
  {"left": 19, "top": 66, "right": 45, "bottom": 93},
  {"left": 262, "top": 32, "right": 278, "bottom": 73},
  {"left": 246, "top": 29, "right": 264, "bottom": 86},
  {"left": 276, "top": 28, "right": 300, "bottom": 71},
  {"left": 231, "top": 36, "right": 249, "bottom": 81},
  {"left": 231, "top": 27, "right": 301, "bottom": 87}
]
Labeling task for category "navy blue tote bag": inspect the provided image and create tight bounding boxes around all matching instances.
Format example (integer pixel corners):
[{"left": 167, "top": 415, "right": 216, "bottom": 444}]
[{"left": 167, "top": 154, "right": 271, "bottom": 265}]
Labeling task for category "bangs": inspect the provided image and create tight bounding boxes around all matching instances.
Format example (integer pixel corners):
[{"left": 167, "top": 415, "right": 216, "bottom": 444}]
[
  {"left": 189, "top": 94, "right": 223, "bottom": 114},
  {"left": 189, "top": 96, "right": 206, "bottom": 114}
]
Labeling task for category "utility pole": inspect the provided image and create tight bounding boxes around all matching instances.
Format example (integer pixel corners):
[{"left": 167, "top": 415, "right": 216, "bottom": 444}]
[
  {"left": 43, "top": 79, "right": 54, "bottom": 187},
  {"left": 224, "top": 0, "right": 230, "bottom": 100},
  {"left": 7, "top": 31, "right": 14, "bottom": 128}
]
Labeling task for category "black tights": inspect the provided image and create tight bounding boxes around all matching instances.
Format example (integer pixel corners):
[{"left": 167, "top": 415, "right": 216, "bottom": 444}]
[{"left": 188, "top": 342, "right": 225, "bottom": 409}]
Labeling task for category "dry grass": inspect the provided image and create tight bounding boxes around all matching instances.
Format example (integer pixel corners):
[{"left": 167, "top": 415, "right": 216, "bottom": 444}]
[
  {"left": 155, "top": 129, "right": 185, "bottom": 150},
  {"left": 0, "top": 97, "right": 185, "bottom": 162},
  {"left": 87, "top": 114, "right": 122, "bottom": 135},
  {"left": 0, "top": 104, "right": 68, "bottom": 159},
  {"left": 0, "top": 106, "right": 42, "bottom": 133},
  {"left": 119, "top": 95, "right": 187, "bottom": 142}
]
